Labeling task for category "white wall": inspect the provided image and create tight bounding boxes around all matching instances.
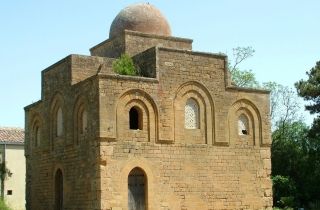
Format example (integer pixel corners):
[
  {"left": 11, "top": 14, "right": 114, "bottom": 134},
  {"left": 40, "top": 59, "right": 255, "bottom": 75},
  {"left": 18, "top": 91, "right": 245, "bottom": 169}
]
[{"left": 4, "top": 144, "right": 25, "bottom": 210}]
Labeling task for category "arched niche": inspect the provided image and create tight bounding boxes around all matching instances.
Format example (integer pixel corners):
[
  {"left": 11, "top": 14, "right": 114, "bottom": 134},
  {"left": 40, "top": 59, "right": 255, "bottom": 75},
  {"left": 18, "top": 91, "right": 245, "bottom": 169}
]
[
  {"left": 73, "top": 96, "right": 88, "bottom": 145},
  {"left": 50, "top": 93, "right": 65, "bottom": 138},
  {"left": 30, "top": 114, "right": 43, "bottom": 151},
  {"left": 227, "top": 99, "right": 262, "bottom": 146},
  {"left": 174, "top": 81, "right": 215, "bottom": 145},
  {"left": 119, "top": 159, "right": 155, "bottom": 210},
  {"left": 116, "top": 89, "right": 158, "bottom": 143}
]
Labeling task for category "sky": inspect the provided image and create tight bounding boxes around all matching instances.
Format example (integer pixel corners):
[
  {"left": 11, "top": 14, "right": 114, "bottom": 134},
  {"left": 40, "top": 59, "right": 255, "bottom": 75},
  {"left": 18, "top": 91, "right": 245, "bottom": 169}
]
[{"left": 1, "top": 0, "right": 319, "bottom": 128}]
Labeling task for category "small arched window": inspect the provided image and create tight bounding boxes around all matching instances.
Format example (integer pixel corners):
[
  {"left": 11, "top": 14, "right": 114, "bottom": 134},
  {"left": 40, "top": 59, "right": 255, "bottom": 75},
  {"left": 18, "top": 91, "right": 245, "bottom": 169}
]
[
  {"left": 238, "top": 114, "right": 249, "bottom": 135},
  {"left": 79, "top": 109, "right": 88, "bottom": 134},
  {"left": 129, "top": 107, "right": 142, "bottom": 130},
  {"left": 185, "top": 98, "right": 200, "bottom": 129},
  {"left": 56, "top": 107, "right": 63, "bottom": 137},
  {"left": 35, "top": 126, "right": 41, "bottom": 147}
]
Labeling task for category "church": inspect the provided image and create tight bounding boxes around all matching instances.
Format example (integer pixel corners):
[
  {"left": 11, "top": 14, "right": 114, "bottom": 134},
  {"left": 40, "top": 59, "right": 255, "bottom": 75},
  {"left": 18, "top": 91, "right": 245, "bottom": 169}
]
[{"left": 25, "top": 3, "right": 273, "bottom": 210}]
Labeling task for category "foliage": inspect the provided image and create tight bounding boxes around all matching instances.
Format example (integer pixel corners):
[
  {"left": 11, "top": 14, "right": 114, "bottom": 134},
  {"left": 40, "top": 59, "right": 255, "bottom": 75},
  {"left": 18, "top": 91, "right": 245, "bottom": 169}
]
[
  {"left": 272, "top": 120, "right": 320, "bottom": 208},
  {"left": 0, "top": 161, "right": 12, "bottom": 199},
  {"left": 272, "top": 175, "right": 296, "bottom": 208},
  {"left": 0, "top": 199, "right": 12, "bottom": 210},
  {"left": 230, "top": 68, "right": 260, "bottom": 88},
  {"left": 263, "top": 82, "right": 302, "bottom": 129},
  {"left": 295, "top": 60, "right": 320, "bottom": 138},
  {"left": 0, "top": 162, "right": 12, "bottom": 182},
  {"left": 230, "top": 49, "right": 320, "bottom": 209},
  {"left": 112, "top": 54, "right": 139, "bottom": 76},
  {"left": 229, "top": 47, "right": 302, "bottom": 128},
  {"left": 229, "top": 46, "right": 260, "bottom": 88}
]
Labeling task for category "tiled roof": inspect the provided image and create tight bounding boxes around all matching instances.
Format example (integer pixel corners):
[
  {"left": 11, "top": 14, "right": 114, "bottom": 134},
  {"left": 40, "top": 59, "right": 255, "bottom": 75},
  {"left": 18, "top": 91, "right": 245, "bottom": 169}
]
[{"left": 0, "top": 127, "right": 24, "bottom": 144}]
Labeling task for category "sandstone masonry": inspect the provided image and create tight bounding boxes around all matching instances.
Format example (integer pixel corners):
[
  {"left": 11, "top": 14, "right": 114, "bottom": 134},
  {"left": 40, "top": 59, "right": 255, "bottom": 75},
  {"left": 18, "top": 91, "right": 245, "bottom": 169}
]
[{"left": 25, "top": 4, "right": 273, "bottom": 210}]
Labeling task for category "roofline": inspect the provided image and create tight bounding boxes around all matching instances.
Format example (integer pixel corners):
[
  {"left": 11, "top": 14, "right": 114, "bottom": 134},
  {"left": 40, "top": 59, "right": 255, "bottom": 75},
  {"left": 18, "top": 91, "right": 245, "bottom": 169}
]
[
  {"left": 157, "top": 46, "right": 227, "bottom": 59},
  {"left": 226, "top": 86, "right": 271, "bottom": 94},
  {"left": 24, "top": 100, "right": 42, "bottom": 111},
  {"left": 90, "top": 29, "right": 193, "bottom": 52},
  {"left": 0, "top": 141, "right": 24, "bottom": 145}
]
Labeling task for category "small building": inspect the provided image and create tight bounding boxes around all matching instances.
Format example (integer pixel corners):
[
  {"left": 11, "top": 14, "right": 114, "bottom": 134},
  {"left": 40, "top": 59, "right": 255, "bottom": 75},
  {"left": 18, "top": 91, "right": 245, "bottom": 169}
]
[
  {"left": 25, "top": 3, "right": 273, "bottom": 210},
  {"left": 0, "top": 127, "right": 25, "bottom": 210}
]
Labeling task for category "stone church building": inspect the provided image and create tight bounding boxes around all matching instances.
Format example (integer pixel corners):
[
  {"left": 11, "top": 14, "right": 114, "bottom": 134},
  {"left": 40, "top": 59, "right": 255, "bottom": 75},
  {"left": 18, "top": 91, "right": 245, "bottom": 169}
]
[{"left": 25, "top": 3, "right": 272, "bottom": 210}]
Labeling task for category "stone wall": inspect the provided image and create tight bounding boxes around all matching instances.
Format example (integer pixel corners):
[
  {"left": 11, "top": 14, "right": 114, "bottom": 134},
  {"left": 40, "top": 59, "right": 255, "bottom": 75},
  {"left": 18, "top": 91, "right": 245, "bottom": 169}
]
[
  {"left": 25, "top": 30, "right": 272, "bottom": 210},
  {"left": 100, "top": 142, "right": 272, "bottom": 210}
]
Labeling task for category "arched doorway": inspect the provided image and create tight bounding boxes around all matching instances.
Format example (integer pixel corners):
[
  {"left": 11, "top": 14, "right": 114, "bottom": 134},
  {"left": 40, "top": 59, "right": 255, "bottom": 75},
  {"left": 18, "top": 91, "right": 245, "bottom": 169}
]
[
  {"left": 128, "top": 167, "right": 147, "bottom": 210},
  {"left": 55, "top": 169, "right": 63, "bottom": 210}
]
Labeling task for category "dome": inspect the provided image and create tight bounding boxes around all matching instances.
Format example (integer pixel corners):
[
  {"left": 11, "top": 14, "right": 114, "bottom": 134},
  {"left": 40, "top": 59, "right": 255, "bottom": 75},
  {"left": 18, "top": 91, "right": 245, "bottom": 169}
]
[{"left": 109, "top": 3, "right": 171, "bottom": 38}]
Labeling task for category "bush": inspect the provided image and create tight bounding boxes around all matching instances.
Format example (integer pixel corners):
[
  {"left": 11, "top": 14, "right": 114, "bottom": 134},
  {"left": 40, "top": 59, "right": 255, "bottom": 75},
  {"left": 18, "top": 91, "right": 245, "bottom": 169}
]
[
  {"left": 0, "top": 199, "right": 12, "bottom": 210},
  {"left": 272, "top": 175, "right": 297, "bottom": 208},
  {"left": 112, "top": 54, "right": 139, "bottom": 76}
]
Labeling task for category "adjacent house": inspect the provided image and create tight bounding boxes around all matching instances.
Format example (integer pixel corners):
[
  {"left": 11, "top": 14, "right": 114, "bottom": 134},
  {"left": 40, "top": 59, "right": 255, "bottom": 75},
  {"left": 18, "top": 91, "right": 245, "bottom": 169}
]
[{"left": 0, "top": 127, "right": 25, "bottom": 210}]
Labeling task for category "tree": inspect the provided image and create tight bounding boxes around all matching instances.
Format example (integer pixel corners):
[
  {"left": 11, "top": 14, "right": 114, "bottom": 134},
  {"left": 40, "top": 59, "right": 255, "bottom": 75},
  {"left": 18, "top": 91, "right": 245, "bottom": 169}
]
[
  {"left": 0, "top": 161, "right": 11, "bottom": 199},
  {"left": 229, "top": 46, "right": 260, "bottom": 88},
  {"left": 263, "top": 82, "right": 302, "bottom": 130},
  {"left": 229, "top": 47, "right": 302, "bottom": 128},
  {"left": 295, "top": 61, "right": 320, "bottom": 136}
]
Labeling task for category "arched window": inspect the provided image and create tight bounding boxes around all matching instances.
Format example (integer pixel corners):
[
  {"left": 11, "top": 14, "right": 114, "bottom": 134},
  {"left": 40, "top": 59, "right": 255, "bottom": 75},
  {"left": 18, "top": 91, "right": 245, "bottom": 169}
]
[
  {"left": 129, "top": 107, "right": 142, "bottom": 130},
  {"left": 185, "top": 98, "right": 200, "bottom": 129},
  {"left": 55, "top": 169, "right": 63, "bottom": 210},
  {"left": 56, "top": 107, "right": 63, "bottom": 137},
  {"left": 35, "top": 126, "right": 41, "bottom": 147},
  {"left": 128, "top": 167, "right": 147, "bottom": 210},
  {"left": 238, "top": 114, "right": 249, "bottom": 135},
  {"left": 79, "top": 109, "right": 87, "bottom": 134}
]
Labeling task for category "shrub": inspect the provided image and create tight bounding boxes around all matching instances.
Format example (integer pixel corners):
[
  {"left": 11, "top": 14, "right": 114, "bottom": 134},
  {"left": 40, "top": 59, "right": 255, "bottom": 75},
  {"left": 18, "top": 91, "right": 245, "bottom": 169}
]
[
  {"left": 0, "top": 199, "right": 12, "bottom": 210},
  {"left": 112, "top": 54, "right": 139, "bottom": 76}
]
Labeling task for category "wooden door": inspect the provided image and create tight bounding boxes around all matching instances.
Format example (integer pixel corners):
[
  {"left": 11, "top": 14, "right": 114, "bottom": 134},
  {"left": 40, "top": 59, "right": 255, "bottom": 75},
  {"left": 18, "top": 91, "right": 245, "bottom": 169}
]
[
  {"left": 128, "top": 168, "right": 146, "bottom": 210},
  {"left": 55, "top": 169, "right": 63, "bottom": 210}
]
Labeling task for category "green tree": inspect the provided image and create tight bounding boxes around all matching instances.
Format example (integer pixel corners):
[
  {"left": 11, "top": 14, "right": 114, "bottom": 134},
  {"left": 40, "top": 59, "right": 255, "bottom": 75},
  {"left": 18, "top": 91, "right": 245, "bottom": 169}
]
[
  {"left": 295, "top": 61, "right": 320, "bottom": 137},
  {"left": 0, "top": 161, "right": 12, "bottom": 199},
  {"left": 263, "top": 82, "right": 302, "bottom": 130},
  {"left": 229, "top": 46, "right": 260, "bottom": 88}
]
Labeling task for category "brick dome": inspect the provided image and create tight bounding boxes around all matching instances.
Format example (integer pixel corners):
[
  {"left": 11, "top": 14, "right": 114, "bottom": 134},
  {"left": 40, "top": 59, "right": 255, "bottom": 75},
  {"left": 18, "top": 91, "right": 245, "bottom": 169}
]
[{"left": 109, "top": 3, "right": 172, "bottom": 38}]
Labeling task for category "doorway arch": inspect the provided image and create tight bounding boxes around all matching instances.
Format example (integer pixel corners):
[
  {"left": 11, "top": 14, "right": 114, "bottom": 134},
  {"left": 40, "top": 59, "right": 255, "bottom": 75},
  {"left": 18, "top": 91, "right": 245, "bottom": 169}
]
[
  {"left": 54, "top": 169, "right": 63, "bottom": 210},
  {"left": 128, "top": 167, "right": 147, "bottom": 210}
]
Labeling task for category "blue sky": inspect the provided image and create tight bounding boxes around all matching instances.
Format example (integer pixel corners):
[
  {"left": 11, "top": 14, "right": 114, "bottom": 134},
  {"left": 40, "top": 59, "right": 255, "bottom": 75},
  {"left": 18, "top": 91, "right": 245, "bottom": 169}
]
[{"left": 1, "top": 0, "right": 319, "bottom": 128}]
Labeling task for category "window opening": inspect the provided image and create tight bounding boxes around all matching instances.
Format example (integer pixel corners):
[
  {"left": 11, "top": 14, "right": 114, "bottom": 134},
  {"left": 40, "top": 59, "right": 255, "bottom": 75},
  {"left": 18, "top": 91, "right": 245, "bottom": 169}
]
[
  {"left": 35, "top": 126, "right": 40, "bottom": 147},
  {"left": 80, "top": 109, "right": 87, "bottom": 134},
  {"left": 128, "top": 167, "right": 147, "bottom": 210},
  {"left": 129, "top": 107, "right": 142, "bottom": 130},
  {"left": 185, "top": 98, "right": 200, "bottom": 129},
  {"left": 238, "top": 114, "right": 249, "bottom": 135},
  {"left": 56, "top": 107, "right": 63, "bottom": 137}
]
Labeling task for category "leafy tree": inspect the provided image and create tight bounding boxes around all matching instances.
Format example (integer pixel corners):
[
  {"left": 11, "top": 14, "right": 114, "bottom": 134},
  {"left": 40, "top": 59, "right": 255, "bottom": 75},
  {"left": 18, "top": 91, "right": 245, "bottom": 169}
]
[
  {"left": 263, "top": 82, "right": 302, "bottom": 130},
  {"left": 0, "top": 161, "right": 12, "bottom": 199},
  {"left": 112, "top": 54, "right": 139, "bottom": 76},
  {"left": 229, "top": 47, "right": 302, "bottom": 128},
  {"left": 272, "top": 175, "right": 296, "bottom": 208},
  {"left": 295, "top": 61, "right": 320, "bottom": 136},
  {"left": 229, "top": 46, "right": 260, "bottom": 88}
]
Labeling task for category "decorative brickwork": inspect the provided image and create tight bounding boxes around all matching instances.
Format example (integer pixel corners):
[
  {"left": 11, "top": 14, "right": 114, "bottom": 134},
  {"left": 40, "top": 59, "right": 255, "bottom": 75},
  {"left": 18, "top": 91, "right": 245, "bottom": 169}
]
[{"left": 25, "top": 3, "right": 272, "bottom": 210}]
